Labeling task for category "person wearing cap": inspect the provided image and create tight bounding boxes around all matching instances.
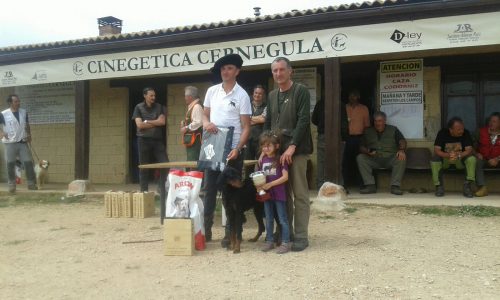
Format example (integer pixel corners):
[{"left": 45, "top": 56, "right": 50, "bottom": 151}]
[
  {"left": 202, "top": 54, "right": 252, "bottom": 244},
  {"left": 264, "top": 57, "right": 313, "bottom": 252}
]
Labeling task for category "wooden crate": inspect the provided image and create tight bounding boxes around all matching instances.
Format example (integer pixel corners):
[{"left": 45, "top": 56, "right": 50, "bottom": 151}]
[
  {"left": 164, "top": 218, "right": 194, "bottom": 256},
  {"left": 111, "top": 192, "right": 122, "bottom": 218},
  {"left": 133, "top": 192, "right": 155, "bottom": 218},
  {"left": 104, "top": 191, "right": 113, "bottom": 218},
  {"left": 121, "top": 192, "right": 134, "bottom": 218}
]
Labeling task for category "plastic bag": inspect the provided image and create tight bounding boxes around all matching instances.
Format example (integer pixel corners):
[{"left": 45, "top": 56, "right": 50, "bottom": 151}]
[
  {"left": 197, "top": 126, "right": 234, "bottom": 171},
  {"left": 165, "top": 169, "right": 206, "bottom": 251},
  {"left": 312, "top": 182, "right": 347, "bottom": 212}
]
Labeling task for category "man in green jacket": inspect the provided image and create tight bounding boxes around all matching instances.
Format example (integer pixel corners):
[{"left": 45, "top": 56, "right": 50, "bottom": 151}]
[
  {"left": 264, "top": 57, "right": 313, "bottom": 252},
  {"left": 357, "top": 111, "right": 407, "bottom": 195}
]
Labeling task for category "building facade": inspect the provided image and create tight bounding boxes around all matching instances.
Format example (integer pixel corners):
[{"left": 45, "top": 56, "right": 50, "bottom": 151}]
[{"left": 0, "top": 0, "right": 499, "bottom": 190}]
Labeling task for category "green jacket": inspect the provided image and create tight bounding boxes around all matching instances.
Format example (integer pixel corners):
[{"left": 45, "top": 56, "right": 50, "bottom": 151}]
[
  {"left": 362, "top": 125, "right": 403, "bottom": 158},
  {"left": 265, "top": 82, "right": 313, "bottom": 155}
]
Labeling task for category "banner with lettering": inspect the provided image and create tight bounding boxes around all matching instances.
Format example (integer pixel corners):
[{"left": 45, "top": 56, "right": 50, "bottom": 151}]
[
  {"left": 379, "top": 59, "right": 424, "bottom": 139},
  {"left": 0, "top": 11, "right": 499, "bottom": 87}
]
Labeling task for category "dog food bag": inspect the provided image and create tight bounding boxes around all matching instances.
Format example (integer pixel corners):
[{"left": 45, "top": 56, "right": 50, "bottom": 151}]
[
  {"left": 165, "top": 169, "right": 206, "bottom": 251},
  {"left": 197, "top": 126, "right": 234, "bottom": 171}
]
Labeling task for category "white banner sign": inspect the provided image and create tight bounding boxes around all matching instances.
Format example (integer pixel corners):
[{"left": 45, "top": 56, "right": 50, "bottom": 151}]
[
  {"left": 380, "top": 59, "right": 424, "bottom": 139},
  {"left": 14, "top": 82, "right": 75, "bottom": 124},
  {"left": 0, "top": 12, "right": 499, "bottom": 87}
]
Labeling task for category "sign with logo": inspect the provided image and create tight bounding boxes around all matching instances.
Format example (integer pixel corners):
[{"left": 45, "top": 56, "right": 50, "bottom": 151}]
[
  {"left": 379, "top": 59, "right": 424, "bottom": 139},
  {"left": 447, "top": 23, "right": 481, "bottom": 44},
  {"left": 14, "top": 82, "right": 75, "bottom": 124},
  {"left": 2, "top": 70, "right": 17, "bottom": 85},
  {"left": 0, "top": 11, "right": 497, "bottom": 88},
  {"left": 390, "top": 29, "right": 423, "bottom": 48}
]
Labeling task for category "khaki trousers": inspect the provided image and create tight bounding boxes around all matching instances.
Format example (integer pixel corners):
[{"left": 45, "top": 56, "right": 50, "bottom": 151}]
[{"left": 286, "top": 154, "right": 310, "bottom": 241}]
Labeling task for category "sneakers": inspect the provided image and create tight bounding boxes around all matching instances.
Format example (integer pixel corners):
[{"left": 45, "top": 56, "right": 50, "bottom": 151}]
[
  {"left": 291, "top": 239, "right": 309, "bottom": 252},
  {"left": 435, "top": 185, "right": 444, "bottom": 197},
  {"left": 463, "top": 181, "right": 473, "bottom": 198},
  {"left": 261, "top": 242, "right": 274, "bottom": 252},
  {"left": 276, "top": 243, "right": 290, "bottom": 254},
  {"left": 474, "top": 186, "right": 488, "bottom": 197},
  {"left": 360, "top": 184, "right": 376, "bottom": 194},
  {"left": 390, "top": 185, "right": 403, "bottom": 195}
]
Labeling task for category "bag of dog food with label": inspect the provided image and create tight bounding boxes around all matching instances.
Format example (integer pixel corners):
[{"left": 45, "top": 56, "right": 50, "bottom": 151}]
[{"left": 165, "top": 169, "right": 206, "bottom": 251}]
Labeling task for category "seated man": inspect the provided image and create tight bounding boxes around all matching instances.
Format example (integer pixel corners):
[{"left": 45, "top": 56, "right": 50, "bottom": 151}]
[
  {"left": 474, "top": 112, "right": 500, "bottom": 197},
  {"left": 356, "top": 111, "right": 406, "bottom": 195},
  {"left": 431, "top": 117, "right": 476, "bottom": 198}
]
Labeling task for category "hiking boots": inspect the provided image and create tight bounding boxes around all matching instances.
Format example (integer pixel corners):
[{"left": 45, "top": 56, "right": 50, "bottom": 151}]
[
  {"left": 291, "top": 239, "right": 309, "bottom": 252},
  {"left": 474, "top": 186, "right": 488, "bottom": 197},
  {"left": 360, "top": 184, "right": 376, "bottom": 194},
  {"left": 463, "top": 181, "right": 473, "bottom": 198},
  {"left": 435, "top": 185, "right": 444, "bottom": 197},
  {"left": 390, "top": 185, "right": 403, "bottom": 195}
]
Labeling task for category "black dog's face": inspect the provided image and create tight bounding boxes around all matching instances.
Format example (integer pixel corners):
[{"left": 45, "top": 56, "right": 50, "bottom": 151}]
[{"left": 216, "top": 166, "right": 242, "bottom": 190}]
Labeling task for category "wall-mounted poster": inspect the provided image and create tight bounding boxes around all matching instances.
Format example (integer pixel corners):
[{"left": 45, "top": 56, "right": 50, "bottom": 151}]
[
  {"left": 15, "top": 82, "right": 75, "bottom": 124},
  {"left": 379, "top": 59, "right": 424, "bottom": 139},
  {"left": 293, "top": 67, "right": 317, "bottom": 112}
]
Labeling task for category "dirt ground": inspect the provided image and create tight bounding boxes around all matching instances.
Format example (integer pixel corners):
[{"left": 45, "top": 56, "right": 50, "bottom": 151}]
[{"left": 1, "top": 196, "right": 499, "bottom": 300}]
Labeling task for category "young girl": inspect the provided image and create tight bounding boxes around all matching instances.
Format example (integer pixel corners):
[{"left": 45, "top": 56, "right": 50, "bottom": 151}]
[{"left": 257, "top": 131, "right": 290, "bottom": 254}]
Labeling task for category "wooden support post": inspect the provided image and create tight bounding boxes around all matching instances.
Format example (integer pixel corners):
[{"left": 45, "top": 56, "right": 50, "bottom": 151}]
[
  {"left": 74, "top": 80, "right": 89, "bottom": 180},
  {"left": 324, "top": 58, "right": 342, "bottom": 183}
]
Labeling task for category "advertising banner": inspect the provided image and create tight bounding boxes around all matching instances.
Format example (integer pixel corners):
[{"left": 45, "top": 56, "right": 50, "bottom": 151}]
[{"left": 0, "top": 12, "right": 499, "bottom": 87}]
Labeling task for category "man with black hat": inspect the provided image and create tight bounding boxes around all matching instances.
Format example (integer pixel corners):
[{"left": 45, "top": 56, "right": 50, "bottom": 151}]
[{"left": 202, "top": 54, "right": 251, "bottom": 244}]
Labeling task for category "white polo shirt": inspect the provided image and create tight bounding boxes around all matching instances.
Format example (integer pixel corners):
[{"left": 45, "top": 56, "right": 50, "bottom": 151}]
[{"left": 204, "top": 82, "right": 251, "bottom": 148}]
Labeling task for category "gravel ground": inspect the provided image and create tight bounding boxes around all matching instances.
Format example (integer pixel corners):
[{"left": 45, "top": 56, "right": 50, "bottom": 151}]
[{"left": 1, "top": 197, "right": 499, "bottom": 299}]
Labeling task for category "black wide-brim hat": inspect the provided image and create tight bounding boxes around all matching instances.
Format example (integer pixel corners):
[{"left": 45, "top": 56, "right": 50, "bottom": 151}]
[{"left": 210, "top": 54, "right": 244, "bottom": 74}]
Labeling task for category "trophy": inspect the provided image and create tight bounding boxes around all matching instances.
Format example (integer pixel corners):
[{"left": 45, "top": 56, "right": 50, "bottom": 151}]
[{"left": 250, "top": 171, "right": 270, "bottom": 202}]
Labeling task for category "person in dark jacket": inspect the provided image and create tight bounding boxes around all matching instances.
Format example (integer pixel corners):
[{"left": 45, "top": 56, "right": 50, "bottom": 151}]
[
  {"left": 311, "top": 98, "right": 348, "bottom": 188},
  {"left": 264, "top": 57, "right": 313, "bottom": 252},
  {"left": 357, "top": 111, "right": 406, "bottom": 195}
]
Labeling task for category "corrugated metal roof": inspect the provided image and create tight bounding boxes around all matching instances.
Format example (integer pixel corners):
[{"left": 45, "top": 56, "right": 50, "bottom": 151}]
[{"left": 0, "top": 0, "right": 429, "bottom": 53}]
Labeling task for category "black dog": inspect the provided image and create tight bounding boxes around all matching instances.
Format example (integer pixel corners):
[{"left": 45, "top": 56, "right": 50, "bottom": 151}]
[{"left": 217, "top": 166, "right": 265, "bottom": 253}]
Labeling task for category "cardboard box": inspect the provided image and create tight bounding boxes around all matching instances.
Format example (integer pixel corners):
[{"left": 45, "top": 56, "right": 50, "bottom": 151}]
[
  {"left": 121, "top": 192, "right": 134, "bottom": 218},
  {"left": 133, "top": 192, "right": 155, "bottom": 218},
  {"left": 104, "top": 191, "right": 113, "bottom": 218},
  {"left": 164, "top": 218, "right": 194, "bottom": 256}
]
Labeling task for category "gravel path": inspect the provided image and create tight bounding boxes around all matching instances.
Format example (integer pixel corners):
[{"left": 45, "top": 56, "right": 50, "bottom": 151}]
[{"left": 1, "top": 199, "right": 499, "bottom": 299}]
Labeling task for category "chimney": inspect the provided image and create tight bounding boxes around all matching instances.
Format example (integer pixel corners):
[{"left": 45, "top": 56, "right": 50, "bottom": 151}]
[
  {"left": 97, "top": 16, "right": 122, "bottom": 36},
  {"left": 253, "top": 7, "right": 261, "bottom": 17}
]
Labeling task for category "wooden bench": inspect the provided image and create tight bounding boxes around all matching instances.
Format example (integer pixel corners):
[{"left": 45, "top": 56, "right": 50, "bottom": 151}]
[{"left": 374, "top": 148, "right": 499, "bottom": 191}]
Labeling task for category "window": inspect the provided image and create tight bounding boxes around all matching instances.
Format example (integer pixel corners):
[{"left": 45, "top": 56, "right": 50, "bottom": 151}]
[
  {"left": 444, "top": 72, "right": 500, "bottom": 133},
  {"left": 483, "top": 74, "right": 500, "bottom": 124}
]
